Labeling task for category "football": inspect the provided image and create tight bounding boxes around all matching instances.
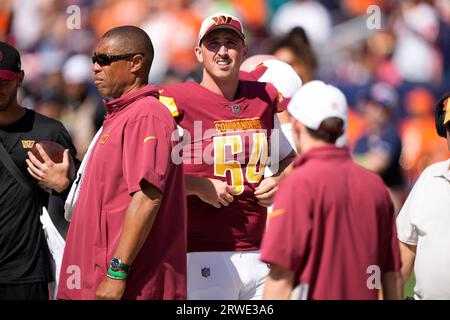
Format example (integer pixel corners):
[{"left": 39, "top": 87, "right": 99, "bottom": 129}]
[{"left": 31, "top": 140, "right": 66, "bottom": 163}]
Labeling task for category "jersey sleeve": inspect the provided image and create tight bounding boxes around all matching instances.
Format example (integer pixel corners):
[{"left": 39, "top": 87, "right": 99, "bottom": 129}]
[
  {"left": 157, "top": 86, "right": 184, "bottom": 124},
  {"left": 122, "top": 109, "right": 174, "bottom": 195},
  {"left": 260, "top": 176, "right": 312, "bottom": 273}
]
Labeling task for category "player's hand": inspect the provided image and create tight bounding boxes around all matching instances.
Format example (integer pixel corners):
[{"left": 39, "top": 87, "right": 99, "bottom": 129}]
[
  {"left": 95, "top": 277, "right": 126, "bottom": 300},
  {"left": 26, "top": 144, "right": 73, "bottom": 193},
  {"left": 197, "top": 178, "right": 235, "bottom": 208},
  {"left": 254, "top": 177, "right": 279, "bottom": 207}
]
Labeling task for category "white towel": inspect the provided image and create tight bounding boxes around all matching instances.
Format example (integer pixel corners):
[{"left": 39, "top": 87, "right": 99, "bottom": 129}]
[
  {"left": 41, "top": 206, "right": 65, "bottom": 299},
  {"left": 64, "top": 127, "right": 103, "bottom": 221}
]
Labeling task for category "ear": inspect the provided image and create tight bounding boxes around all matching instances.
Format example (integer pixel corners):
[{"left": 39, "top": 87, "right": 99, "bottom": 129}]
[
  {"left": 194, "top": 46, "right": 203, "bottom": 63},
  {"left": 242, "top": 44, "right": 248, "bottom": 59},
  {"left": 129, "top": 54, "right": 144, "bottom": 73},
  {"left": 16, "top": 70, "right": 25, "bottom": 87}
]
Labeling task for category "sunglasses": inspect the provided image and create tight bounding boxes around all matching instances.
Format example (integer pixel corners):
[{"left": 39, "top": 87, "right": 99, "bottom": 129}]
[{"left": 92, "top": 52, "right": 143, "bottom": 66}]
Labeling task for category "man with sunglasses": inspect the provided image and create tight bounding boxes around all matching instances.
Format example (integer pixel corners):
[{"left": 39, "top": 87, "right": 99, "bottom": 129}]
[
  {"left": 396, "top": 93, "right": 450, "bottom": 299},
  {"left": 57, "top": 26, "right": 187, "bottom": 300},
  {"left": 158, "top": 13, "right": 296, "bottom": 300}
]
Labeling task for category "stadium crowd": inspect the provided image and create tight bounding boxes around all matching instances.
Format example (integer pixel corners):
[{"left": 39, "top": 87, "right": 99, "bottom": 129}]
[{"left": 1, "top": 0, "right": 448, "bottom": 184}]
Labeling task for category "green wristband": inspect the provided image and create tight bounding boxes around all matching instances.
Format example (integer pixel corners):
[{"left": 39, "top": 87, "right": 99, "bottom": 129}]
[{"left": 107, "top": 268, "right": 128, "bottom": 280}]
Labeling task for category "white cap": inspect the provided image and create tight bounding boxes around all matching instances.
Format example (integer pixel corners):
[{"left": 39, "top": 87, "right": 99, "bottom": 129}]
[
  {"left": 240, "top": 54, "right": 277, "bottom": 72},
  {"left": 198, "top": 13, "right": 245, "bottom": 46},
  {"left": 245, "top": 58, "right": 302, "bottom": 108},
  {"left": 254, "top": 59, "right": 302, "bottom": 100},
  {"left": 288, "top": 80, "right": 348, "bottom": 131},
  {"left": 62, "top": 54, "right": 92, "bottom": 84}
]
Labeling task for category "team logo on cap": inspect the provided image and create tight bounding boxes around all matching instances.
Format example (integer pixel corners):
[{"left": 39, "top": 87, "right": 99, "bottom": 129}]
[
  {"left": 201, "top": 267, "right": 210, "bottom": 278},
  {"left": 212, "top": 15, "right": 233, "bottom": 26}
]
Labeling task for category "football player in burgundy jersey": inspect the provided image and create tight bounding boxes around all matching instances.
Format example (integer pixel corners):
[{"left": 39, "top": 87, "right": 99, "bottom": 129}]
[{"left": 158, "top": 13, "right": 296, "bottom": 300}]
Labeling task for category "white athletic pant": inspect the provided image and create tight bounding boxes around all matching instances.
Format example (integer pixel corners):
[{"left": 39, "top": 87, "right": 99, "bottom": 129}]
[{"left": 187, "top": 251, "right": 270, "bottom": 300}]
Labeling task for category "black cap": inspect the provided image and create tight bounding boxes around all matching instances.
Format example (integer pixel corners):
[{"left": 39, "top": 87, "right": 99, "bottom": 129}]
[{"left": 0, "top": 41, "right": 21, "bottom": 80}]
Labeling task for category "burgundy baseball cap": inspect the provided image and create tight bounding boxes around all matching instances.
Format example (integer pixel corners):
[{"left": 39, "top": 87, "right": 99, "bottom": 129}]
[
  {"left": 0, "top": 41, "right": 21, "bottom": 81},
  {"left": 197, "top": 13, "right": 245, "bottom": 46}
]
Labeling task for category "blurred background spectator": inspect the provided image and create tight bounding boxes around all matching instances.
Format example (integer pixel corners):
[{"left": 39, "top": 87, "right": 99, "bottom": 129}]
[
  {"left": 267, "top": 26, "right": 318, "bottom": 83},
  {"left": 60, "top": 54, "right": 103, "bottom": 158},
  {"left": 399, "top": 87, "right": 449, "bottom": 186},
  {"left": 0, "top": 0, "right": 448, "bottom": 214},
  {"left": 353, "top": 82, "right": 404, "bottom": 213}
]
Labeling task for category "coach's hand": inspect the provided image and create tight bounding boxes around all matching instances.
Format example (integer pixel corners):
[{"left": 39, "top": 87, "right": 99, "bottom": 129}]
[
  {"left": 95, "top": 277, "right": 126, "bottom": 300},
  {"left": 254, "top": 177, "right": 279, "bottom": 207},
  {"left": 197, "top": 178, "right": 235, "bottom": 208}
]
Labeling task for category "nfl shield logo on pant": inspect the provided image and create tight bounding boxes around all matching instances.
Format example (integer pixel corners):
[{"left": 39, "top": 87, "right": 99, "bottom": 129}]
[{"left": 201, "top": 267, "right": 210, "bottom": 278}]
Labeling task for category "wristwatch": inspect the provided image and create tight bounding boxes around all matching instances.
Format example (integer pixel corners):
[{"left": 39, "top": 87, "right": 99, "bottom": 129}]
[{"left": 109, "top": 257, "right": 130, "bottom": 273}]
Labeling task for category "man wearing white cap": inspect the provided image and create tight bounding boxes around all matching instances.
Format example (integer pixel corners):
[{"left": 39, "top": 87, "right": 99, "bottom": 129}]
[
  {"left": 158, "top": 13, "right": 295, "bottom": 299},
  {"left": 261, "top": 81, "right": 402, "bottom": 300},
  {"left": 396, "top": 93, "right": 450, "bottom": 299}
]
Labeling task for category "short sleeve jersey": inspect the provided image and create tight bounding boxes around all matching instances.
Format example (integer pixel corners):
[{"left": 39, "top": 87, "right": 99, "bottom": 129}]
[
  {"left": 159, "top": 80, "right": 282, "bottom": 252},
  {"left": 261, "top": 146, "right": 401, "bottom": 300}
]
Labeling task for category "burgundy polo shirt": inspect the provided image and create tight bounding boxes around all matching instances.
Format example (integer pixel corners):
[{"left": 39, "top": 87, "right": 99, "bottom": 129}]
[
  {"left": 261, "top": 146, "right": 400, "bottom": 300},
  {"left": 57, "top": 86, "right": 187, "bottom": 300}
]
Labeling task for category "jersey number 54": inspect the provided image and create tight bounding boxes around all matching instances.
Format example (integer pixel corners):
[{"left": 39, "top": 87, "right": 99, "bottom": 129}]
[{"left": 213, "top": 133, "right": 268, "bottom": 195}]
